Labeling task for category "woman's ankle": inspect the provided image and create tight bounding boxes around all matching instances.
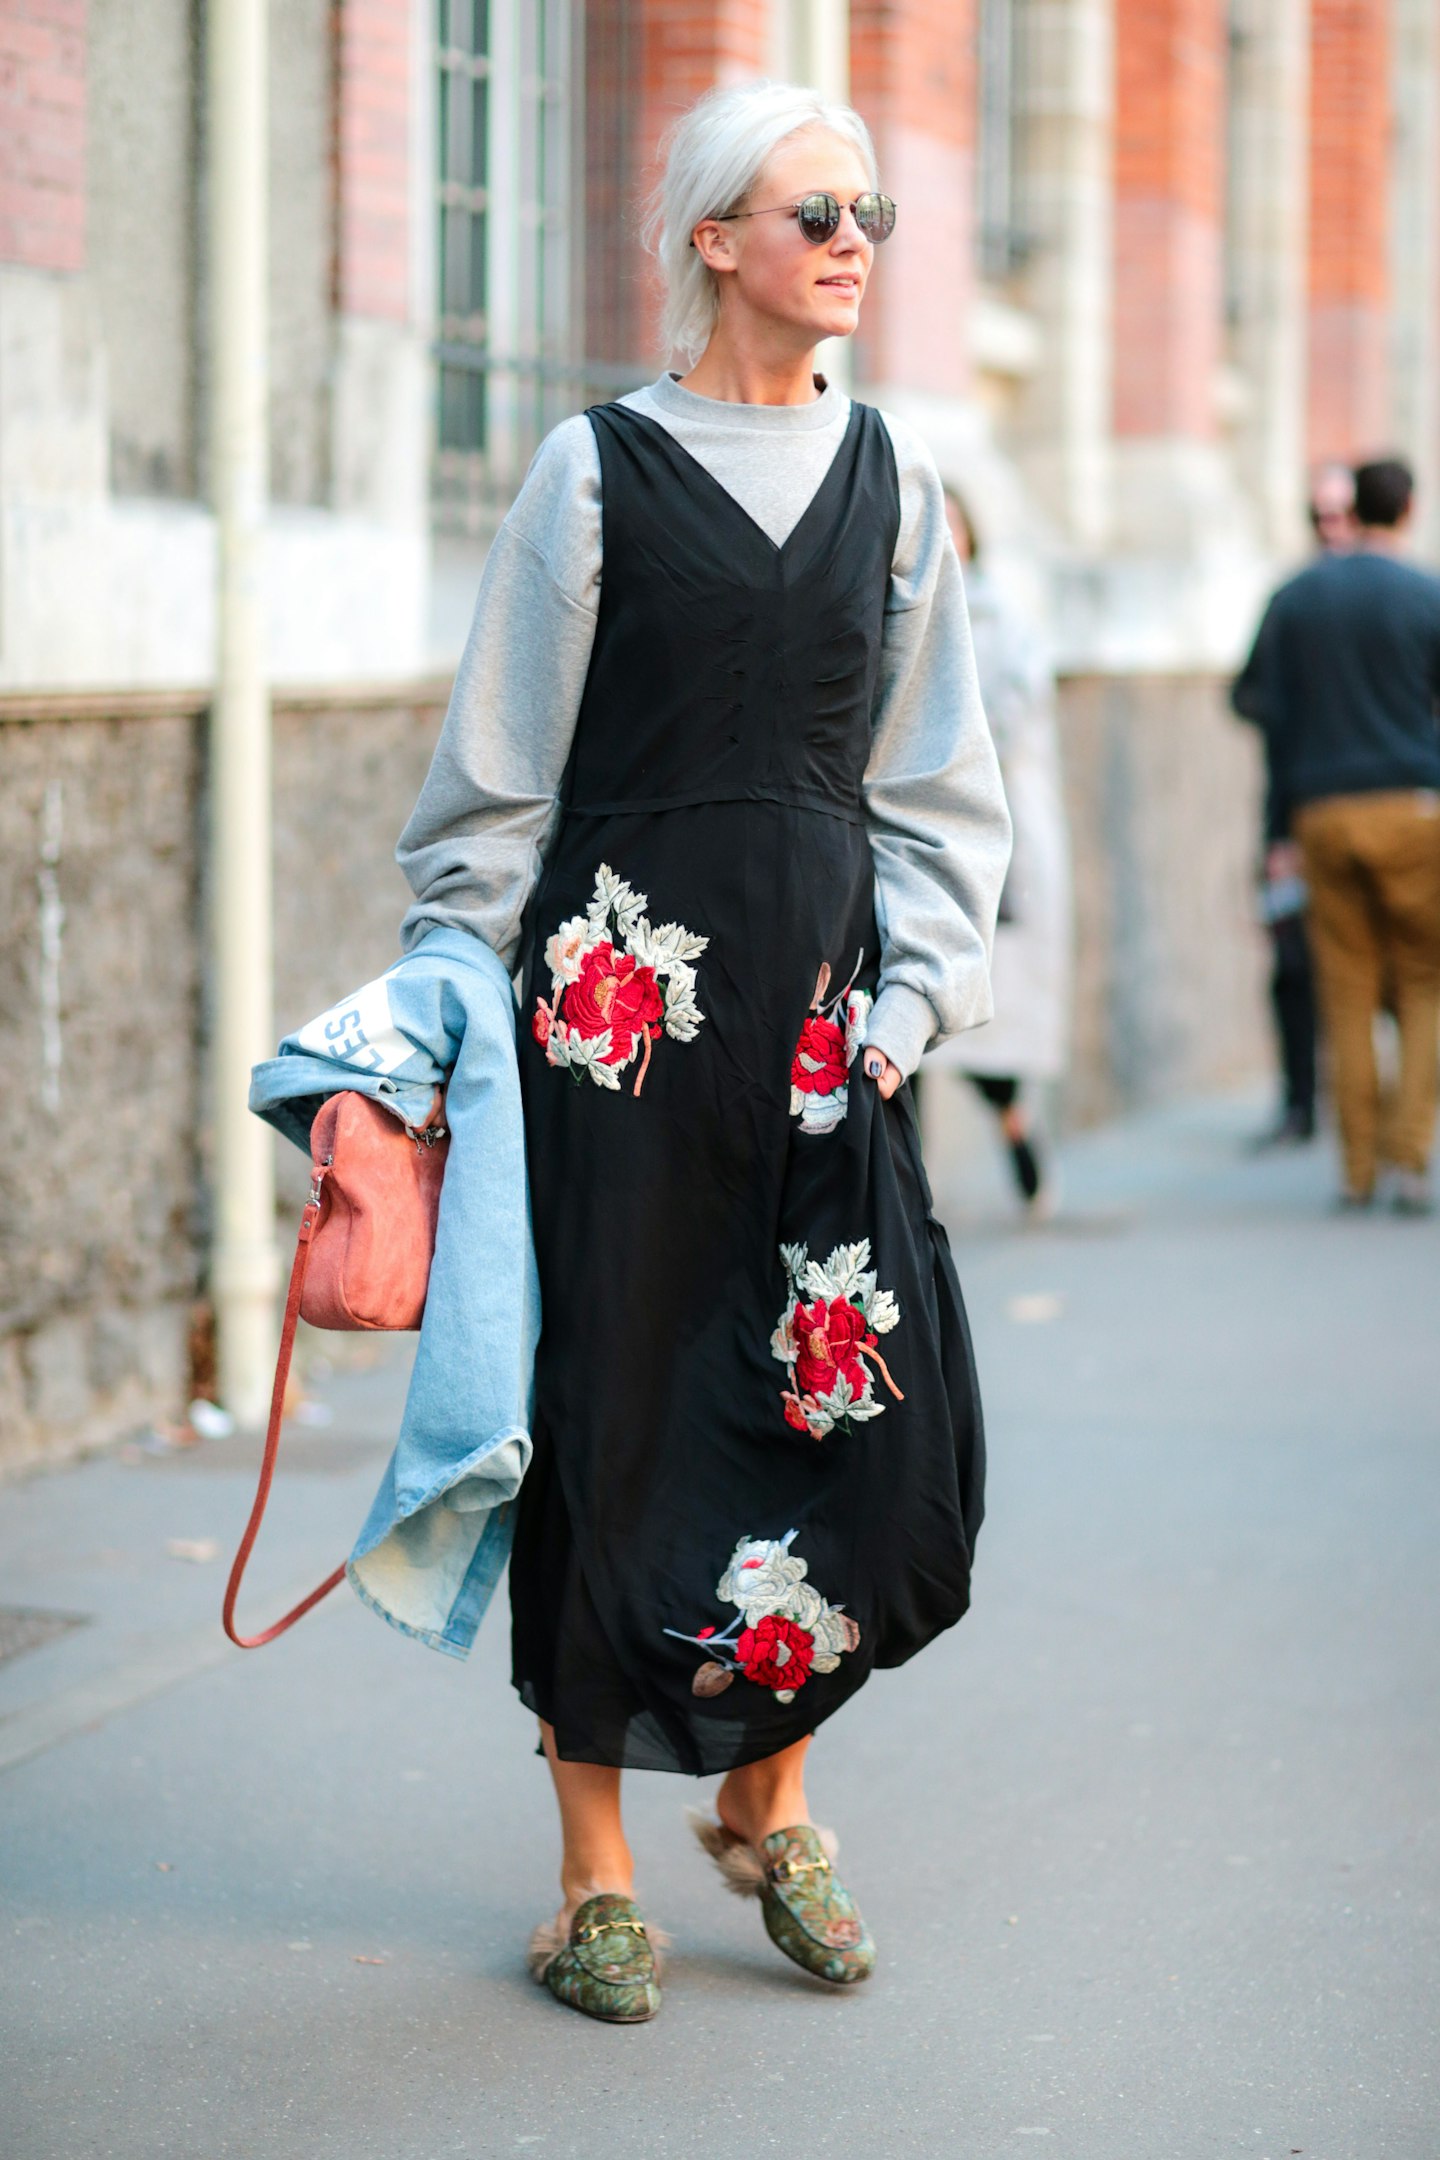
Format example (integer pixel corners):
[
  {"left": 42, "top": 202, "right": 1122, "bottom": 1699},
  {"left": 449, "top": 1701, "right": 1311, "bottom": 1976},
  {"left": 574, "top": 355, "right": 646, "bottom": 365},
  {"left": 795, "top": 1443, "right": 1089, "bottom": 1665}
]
[
  {"left": 715, "top": 1770, "right": 810, "bottom": 1847},
  {"left": 559, "top": 1859, "right": 634, "bottom": 1922}
]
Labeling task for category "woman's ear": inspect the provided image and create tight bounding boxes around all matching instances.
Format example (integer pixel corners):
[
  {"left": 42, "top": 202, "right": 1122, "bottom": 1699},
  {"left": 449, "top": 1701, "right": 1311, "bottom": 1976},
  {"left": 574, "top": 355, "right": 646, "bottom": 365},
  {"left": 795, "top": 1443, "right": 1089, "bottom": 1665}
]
[{"left": 690, "top": 218, "right": 739, "bottom": 277}]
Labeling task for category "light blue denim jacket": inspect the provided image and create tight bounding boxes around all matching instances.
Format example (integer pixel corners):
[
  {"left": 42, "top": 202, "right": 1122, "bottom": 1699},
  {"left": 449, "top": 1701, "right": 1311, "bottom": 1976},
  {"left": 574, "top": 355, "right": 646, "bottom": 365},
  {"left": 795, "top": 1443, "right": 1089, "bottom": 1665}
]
[{"left": 248, "top": 927, "right": 539, "bottom": 1658}]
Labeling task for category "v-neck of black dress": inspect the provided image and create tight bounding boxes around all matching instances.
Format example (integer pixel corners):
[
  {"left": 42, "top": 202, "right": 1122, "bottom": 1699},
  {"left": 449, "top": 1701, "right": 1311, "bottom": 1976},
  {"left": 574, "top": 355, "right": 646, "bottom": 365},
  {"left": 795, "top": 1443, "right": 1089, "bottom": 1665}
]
[
  {"left": 556, "top": 396, "right": 898, "bottom": 824},
  {"left": 609, "top": 396, "right": 864, "bottom": 562}
]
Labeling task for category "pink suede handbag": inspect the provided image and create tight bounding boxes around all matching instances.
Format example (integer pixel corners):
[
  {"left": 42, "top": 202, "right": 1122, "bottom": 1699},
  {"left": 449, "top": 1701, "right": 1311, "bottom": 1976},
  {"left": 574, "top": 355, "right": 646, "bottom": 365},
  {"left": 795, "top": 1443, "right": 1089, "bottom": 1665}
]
[{"left": 222, "top": 1090, "right": 448, "bottom": 1648}]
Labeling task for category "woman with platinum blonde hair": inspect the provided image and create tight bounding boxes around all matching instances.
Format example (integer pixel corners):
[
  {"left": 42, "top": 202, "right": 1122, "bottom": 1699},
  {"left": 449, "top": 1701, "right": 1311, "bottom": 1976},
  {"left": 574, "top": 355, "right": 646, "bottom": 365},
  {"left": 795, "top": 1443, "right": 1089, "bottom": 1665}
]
[{"left": 398, "top": 77, "right": 1010, "bottom": 2022}]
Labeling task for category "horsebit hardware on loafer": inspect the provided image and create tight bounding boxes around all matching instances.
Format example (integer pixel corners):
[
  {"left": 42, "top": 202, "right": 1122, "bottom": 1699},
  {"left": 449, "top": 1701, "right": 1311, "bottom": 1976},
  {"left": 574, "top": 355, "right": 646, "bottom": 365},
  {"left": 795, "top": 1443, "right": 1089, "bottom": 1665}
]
[
  {"left": 576, "top": 1916, "right": 649, "bottom": 1944},
  {"left": 769, "top": 1853, "right": 833, "bottom": 1884}
]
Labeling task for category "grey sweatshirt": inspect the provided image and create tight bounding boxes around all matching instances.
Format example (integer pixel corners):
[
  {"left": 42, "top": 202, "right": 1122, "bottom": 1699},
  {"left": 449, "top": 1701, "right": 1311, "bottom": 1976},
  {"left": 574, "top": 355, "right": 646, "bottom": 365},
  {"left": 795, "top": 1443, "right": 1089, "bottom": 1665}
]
[{"left": 398, "top": 370, "right": 1011, "bottom": 1079}]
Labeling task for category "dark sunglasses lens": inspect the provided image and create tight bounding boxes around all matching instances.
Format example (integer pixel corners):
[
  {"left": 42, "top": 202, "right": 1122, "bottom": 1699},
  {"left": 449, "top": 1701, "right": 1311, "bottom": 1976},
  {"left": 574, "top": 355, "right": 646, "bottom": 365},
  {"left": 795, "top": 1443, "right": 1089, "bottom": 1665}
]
[
  {"left": 856, "top": 193, "right": 896, "bottom": 243},
  {"left": 797, "top": 193, "right": 841, "bottom": 243}
]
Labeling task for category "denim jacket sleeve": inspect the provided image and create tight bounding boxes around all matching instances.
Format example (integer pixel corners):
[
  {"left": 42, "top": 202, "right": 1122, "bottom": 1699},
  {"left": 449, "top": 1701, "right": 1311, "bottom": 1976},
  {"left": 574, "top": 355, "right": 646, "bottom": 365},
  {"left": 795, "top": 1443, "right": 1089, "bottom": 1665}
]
[{"left": 249, "top": 926, "right": 540, "bottom": 1657}]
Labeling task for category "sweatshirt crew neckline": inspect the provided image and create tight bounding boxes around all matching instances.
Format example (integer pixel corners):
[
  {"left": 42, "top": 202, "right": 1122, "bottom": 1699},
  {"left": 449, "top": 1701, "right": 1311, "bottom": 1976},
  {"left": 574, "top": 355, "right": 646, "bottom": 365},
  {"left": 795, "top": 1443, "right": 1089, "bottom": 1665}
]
[{"left": 642, "top": 370, "right": 846, "bottom": 434}]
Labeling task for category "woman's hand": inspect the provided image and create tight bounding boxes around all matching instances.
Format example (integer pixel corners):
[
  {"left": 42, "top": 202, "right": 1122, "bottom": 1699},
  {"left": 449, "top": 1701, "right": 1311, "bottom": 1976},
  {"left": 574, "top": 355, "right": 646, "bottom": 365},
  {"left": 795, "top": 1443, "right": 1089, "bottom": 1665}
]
[{"left": 863, "top": 1048, "right": 903, "bottom": 1101}]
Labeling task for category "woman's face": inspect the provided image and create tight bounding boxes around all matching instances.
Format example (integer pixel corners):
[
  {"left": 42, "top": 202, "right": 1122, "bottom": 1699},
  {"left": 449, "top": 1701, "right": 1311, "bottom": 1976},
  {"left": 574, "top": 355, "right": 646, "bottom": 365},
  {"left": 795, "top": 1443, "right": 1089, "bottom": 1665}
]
[{"left": 697, "top": 128, "right": 878, "bottom": 350}]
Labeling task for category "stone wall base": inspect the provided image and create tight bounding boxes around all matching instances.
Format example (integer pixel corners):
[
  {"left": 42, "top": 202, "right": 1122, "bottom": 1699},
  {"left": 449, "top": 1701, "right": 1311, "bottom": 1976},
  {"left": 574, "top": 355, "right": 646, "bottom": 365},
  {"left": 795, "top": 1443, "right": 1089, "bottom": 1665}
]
[{"left": 1, "top": 670, "right": 1270, "bottom": 1471}]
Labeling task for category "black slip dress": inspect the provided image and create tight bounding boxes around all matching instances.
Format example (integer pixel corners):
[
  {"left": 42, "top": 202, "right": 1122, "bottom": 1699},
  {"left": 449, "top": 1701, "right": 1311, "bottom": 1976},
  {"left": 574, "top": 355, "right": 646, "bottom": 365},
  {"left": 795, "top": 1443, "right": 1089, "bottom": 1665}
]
[{"left": 508, "top": 396, "right": 986, "bottom": 1774}]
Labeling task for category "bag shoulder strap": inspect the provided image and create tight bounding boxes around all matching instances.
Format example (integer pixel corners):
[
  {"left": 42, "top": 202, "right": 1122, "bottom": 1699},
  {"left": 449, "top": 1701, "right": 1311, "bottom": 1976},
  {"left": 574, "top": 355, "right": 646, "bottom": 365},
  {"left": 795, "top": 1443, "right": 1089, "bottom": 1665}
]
[{"left": 222, "top": 1166, "right": 347, "bottom": 1649}]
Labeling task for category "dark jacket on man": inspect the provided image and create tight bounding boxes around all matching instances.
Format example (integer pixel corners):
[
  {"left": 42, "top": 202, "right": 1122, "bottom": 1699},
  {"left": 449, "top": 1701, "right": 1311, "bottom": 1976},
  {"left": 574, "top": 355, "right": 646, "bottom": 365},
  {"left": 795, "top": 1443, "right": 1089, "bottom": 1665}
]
[{"left": 1232, "top": 550, "right": 1440, "bottom": 840}]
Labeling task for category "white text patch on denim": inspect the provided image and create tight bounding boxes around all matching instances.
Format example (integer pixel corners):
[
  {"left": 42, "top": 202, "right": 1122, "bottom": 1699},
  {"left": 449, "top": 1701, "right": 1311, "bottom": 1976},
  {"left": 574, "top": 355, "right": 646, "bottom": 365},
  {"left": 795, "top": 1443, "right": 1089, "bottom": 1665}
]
[{"left": 297, "top": 972, "right": 414, "bottom": 1077}]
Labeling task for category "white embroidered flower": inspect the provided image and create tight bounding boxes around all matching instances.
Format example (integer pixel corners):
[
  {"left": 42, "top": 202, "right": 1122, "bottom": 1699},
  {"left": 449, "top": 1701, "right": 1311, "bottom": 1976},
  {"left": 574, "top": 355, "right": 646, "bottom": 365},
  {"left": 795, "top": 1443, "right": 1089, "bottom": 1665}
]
[
  {"left": 797, "top": 1084, "right": 848, "bottom": 1136},
  {"left": 716, "top": 1532, "right": 808, "bottom": 1620},
  {"left": 769, "top": 1310, "right": 796, "bottom": 1364},
  {"left": 844, "top": 988, "right": 873, "bottom": 1064},
  {"left": 544, "top": 915, "right": 591, "bottom": 986},
  {"left": 866, "top": 1287, "right": 901, "bottom": 1335}
]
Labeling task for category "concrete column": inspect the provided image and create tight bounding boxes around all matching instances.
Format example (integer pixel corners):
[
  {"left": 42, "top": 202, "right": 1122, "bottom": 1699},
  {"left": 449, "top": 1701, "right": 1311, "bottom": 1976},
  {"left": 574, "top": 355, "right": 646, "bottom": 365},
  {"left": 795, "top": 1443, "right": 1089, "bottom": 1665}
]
[
  {"left": 1307, "top": 0, "right": 1390, "bottom": 461},
  {"left": 1009, "top": 0, "right": 1115, "bottom": 549},
  {"left": 849, "top": 0, "right": 976, "bottom": 401},
  {"left": 207, "top": 0, "right": 278, "bottom": 1427},
  {"left": 1228, "top": 0, "right": 1311, "bottom": 555},
  {"left": 772, "top": 0, "right": 850, "bottom": 95},
  {"left": 1389, "top": 0, "right": 1439, "bottom": 552}
]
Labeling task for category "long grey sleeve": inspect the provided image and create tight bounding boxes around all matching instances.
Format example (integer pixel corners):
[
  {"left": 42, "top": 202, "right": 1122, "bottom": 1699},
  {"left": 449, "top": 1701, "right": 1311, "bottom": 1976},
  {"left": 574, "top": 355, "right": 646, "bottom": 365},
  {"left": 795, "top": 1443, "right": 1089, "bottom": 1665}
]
[
  {"left": 861, "top": 412, "right": 1012, "bottom": 1078},
  {"left": 396, "top": 418, "right": 601, "bottom": 968}
]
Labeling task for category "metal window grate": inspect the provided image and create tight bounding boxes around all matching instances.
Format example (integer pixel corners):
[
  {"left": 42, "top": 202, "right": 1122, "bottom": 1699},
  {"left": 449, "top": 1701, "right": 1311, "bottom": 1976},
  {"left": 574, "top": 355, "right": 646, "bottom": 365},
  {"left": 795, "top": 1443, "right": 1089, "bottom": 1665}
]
[{"left": 433, "top": 0, "right": 628, "bottom": 539}]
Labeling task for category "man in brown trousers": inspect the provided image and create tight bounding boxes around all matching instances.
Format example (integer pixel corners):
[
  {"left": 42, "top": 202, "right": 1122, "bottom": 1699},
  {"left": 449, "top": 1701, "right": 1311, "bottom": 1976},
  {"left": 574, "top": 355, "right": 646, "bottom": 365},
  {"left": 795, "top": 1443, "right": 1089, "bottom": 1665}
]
[{"left": 1234, "top": 458, "right": 1440, "bottom": 1211}]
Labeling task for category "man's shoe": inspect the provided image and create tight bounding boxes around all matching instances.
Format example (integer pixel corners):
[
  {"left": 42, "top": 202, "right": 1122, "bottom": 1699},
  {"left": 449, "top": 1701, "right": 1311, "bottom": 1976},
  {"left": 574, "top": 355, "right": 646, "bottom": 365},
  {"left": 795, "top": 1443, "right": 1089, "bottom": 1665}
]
[
  {"left": 1391, "top": 1171, "right": 1434, "bottom": 1217},
  {"left": 1332, "top": 1188, "right": 1374, "bottom": 1213},
  {"left": 1248, "top": 1108, "right": 1316, "bottom": 1153},
  {"left": 528, "top": 1893, "right": 662, "bottom": 2023}
]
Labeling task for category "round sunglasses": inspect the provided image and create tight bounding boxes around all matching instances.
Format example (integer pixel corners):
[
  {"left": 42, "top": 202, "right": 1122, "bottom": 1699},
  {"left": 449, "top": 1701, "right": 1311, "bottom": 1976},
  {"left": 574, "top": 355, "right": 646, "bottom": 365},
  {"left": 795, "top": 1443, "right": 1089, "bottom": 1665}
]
[{"left": 703, "top": 191, "right": 897, "bottom": 248}]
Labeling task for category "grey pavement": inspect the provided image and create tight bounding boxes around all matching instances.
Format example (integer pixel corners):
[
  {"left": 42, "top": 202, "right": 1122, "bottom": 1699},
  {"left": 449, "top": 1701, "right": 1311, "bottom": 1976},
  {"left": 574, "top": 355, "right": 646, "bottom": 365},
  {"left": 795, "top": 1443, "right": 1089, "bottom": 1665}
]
[{"left": 2, "top": 1094, "right": 1437, "bottom": 2160}]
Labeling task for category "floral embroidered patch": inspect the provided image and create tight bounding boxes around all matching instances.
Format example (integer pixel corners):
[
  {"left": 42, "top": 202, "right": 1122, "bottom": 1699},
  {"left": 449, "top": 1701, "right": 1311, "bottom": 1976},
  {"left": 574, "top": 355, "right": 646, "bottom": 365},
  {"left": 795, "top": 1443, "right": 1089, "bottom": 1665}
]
[
  {"left": 770, "top": 1238, "right": 904, "bottom": 1440},
  {"left": 533, "top": 862, "right": 708, "bottom": 1095},
  {"left": 664, "top": 1530, "right": 860, "bottom": 1704},
  {"left": 790, "top": 954, "right": 873, "bottom": 1135}
]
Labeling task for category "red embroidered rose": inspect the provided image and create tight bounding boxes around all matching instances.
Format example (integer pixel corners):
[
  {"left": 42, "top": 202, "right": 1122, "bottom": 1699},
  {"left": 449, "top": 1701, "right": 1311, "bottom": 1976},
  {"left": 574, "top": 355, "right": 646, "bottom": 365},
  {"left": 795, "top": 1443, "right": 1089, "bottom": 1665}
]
[
  {"left": 736, "top": 1614, "right": 815, "bottom": 1692},
  {"left": 561, "top": 941, "right": 664, "bottom": 1064},
  {"left": 793, "top": 1295, "right": 872, "bottom": 1399},
  {"left": 790, "top": 1014, "right": 848, "bottom": 1097},
  {"left": 531, "top": 1003, "right": 553, "bottom": 1047},
  {"left": 782, "top": 1396, "right": 813, "bottom": 1434}
]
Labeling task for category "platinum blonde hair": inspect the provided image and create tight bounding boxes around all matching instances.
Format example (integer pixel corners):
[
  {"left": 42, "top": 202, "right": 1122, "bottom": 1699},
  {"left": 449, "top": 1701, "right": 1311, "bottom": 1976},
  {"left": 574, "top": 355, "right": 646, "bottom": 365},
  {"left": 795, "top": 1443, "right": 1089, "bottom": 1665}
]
[{"left": 645, "top": 80, "right": 880, "bottom": 364}]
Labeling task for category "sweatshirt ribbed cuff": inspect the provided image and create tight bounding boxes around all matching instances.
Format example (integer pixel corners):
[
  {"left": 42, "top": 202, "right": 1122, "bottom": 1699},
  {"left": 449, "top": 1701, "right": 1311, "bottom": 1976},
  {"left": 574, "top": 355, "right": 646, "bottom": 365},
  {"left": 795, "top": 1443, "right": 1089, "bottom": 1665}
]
[{"left": 862, "top": 985, "right": 937, "bottom": 1082}]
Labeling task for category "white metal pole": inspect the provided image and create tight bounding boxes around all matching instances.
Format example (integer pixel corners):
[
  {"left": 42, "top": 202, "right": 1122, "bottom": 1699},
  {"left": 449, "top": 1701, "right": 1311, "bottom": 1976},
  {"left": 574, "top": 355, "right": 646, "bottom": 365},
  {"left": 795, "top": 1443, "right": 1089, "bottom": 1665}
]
[{"left": 208, "top": 0, "right": 278, "bottom": 1425}]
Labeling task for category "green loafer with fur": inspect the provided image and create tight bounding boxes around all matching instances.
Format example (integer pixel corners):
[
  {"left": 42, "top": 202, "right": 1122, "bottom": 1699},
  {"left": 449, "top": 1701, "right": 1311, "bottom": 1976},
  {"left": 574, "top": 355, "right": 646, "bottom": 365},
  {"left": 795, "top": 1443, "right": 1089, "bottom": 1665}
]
[
  {"left": 690, "top": 1814, "right": 876, "bottom": 1986},
  {"left": 528, "top": 1892, "right": 662, "bottom": 2023}
]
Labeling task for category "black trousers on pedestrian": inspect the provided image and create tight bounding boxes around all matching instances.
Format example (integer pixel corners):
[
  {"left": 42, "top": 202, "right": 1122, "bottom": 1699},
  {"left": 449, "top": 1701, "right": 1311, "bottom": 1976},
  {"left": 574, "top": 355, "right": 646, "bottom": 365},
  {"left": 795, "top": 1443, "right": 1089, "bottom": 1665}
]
[{"left": 1270, "top": 912, "right": 1317, "bottom": 1119}]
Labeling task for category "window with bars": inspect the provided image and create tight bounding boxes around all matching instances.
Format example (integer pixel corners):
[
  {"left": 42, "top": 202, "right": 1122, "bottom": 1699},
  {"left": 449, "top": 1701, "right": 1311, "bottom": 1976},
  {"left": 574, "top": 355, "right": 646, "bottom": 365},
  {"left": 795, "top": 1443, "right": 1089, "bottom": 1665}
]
[{"left": 432, "top": 0, "right": 586, "bottom": 535}]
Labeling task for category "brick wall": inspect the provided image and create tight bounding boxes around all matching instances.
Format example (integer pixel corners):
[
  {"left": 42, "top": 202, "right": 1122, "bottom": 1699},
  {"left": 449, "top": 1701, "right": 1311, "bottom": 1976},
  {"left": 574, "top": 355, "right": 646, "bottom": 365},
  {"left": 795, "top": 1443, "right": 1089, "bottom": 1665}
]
[
  {"left": 621, "top": 0, "right": 773, "bottom": 357},
  {"left": 850, "top": 0, "right": 975, "bottom": 399},
  {"left": 1307, "top": 0, "right": 1390, "bottom": 460},
  {"left": 1112, "top": 0, "right": 1225, "bottom": 439},
  {"left": 0, "top": 0, "right": 86, "bottom": 271},
  {"left": 333, "top": 0, "right": 410, "bottom": 321},
  {"left": 585, "top": 0, "right": 643, "bottom": 363}
]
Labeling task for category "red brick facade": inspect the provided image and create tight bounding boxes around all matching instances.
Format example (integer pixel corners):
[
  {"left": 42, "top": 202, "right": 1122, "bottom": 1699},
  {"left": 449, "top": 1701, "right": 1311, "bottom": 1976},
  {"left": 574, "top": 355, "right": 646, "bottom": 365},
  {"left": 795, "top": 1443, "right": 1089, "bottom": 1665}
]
[
  {"left": 850, "top": 0, "right": 975, "bottom": 398},
  {"left": 0, "top": 0, "right": 86, "bottom": 272},
  {"left": 1307, "top": 0, "right": 1391, "bottom": 461},
  {"left": 332, "top": 0, "right": 410, "bottom": 321},
  {"left": 1112, "top": 0, "right": 1225, "bottom": 439}
]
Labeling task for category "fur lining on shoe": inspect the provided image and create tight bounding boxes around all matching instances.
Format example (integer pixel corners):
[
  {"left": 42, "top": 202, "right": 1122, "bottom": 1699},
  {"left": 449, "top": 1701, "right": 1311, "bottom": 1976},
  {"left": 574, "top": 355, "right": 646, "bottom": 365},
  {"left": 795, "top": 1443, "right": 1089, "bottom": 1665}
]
[
  {"left": 686, "top": 1809, "right": 839, "bottom": 1898},
  {"left": 527, "top": 1916, "right": 566, "bottom": 1983}
]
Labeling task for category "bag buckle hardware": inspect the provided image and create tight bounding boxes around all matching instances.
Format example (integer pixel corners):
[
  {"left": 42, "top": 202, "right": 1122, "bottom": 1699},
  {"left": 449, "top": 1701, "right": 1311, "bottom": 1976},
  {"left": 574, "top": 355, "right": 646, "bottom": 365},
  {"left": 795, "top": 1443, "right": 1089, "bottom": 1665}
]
[{"left": 308, "top": 1156, "right": 333, "bottom": 1206}]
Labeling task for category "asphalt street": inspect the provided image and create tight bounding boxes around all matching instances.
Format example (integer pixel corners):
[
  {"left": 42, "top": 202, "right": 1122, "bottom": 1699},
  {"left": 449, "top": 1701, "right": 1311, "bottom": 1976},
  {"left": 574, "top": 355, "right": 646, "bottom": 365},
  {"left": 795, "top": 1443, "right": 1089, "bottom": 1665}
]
[{"left": 2, "top": 1092, "right": 1437, "bottom": 2160}]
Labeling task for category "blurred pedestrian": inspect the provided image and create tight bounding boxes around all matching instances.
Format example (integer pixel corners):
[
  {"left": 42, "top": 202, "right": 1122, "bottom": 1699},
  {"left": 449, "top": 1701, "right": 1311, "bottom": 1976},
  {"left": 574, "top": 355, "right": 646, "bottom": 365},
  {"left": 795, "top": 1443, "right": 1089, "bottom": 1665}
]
[
  {"left": 1233, "top": 456, "right": 1440, "bottom": 1211},
  {"left": 1231, "top": 461, "right": 1357, "bottom": 1148},
  {"left": 921, "top": 488, "right": 1072, "bottom": 1212}
]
